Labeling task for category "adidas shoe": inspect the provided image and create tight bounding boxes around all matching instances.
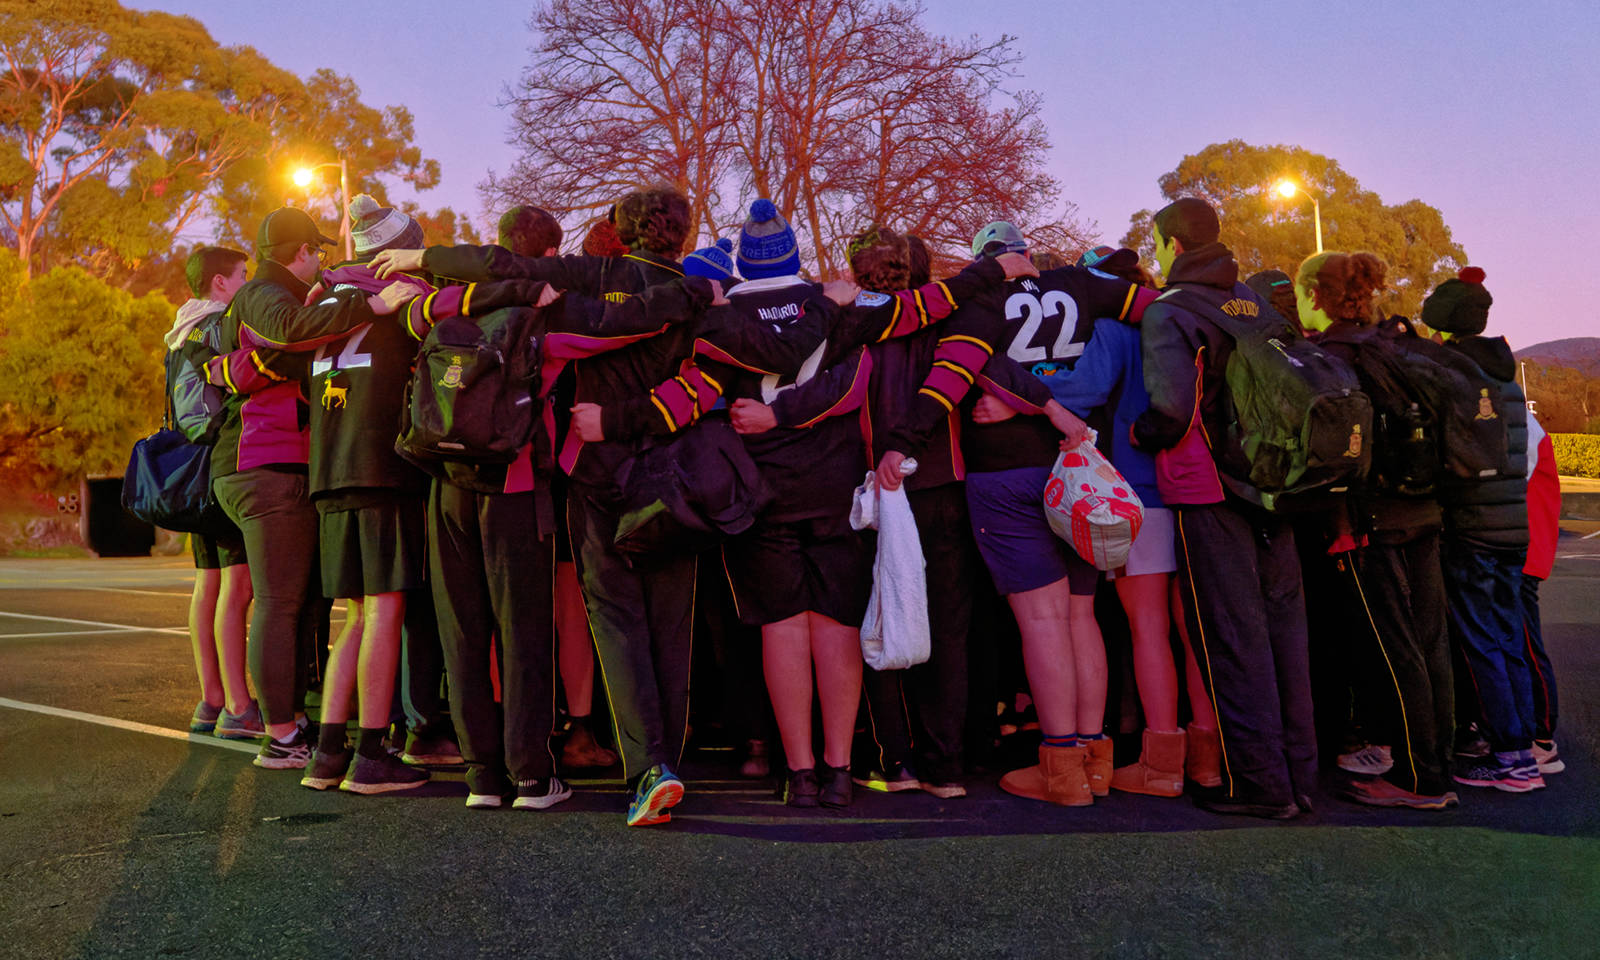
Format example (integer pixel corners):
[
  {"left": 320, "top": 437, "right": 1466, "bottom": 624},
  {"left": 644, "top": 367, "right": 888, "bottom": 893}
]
[
  {"left": 626, "top": 764, "right": 684, "bottom": 826},
  {"left": 513, "top": 777, "right": 573, "bottom": 811},
  {"left": 1337, "top": 743, "right": 1393, "bottom": 776},
  {"left": 253, "top": 729, "right": 311, "bottom": 770}
]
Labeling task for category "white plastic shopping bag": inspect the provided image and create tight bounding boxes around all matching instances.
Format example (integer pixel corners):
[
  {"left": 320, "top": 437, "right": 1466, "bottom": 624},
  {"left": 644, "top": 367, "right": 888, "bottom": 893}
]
[
  {"left": 849, "top": 471, "right": 930, "bottom": 670},
  {"left": 1043, "top": 431, "right": 1145, "bottom": 571}
]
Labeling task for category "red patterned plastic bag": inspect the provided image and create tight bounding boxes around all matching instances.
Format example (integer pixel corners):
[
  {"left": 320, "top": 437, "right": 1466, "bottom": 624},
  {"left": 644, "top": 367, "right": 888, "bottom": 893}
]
[{"left": 1043, "top": 432, "right": 1145, "bottom": 571}]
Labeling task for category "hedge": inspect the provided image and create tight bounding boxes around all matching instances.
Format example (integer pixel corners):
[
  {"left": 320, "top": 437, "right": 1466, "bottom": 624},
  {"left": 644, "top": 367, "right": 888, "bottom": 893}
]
[{"left": 1551, "top": 433, "right": 1600, "bottom": 478}]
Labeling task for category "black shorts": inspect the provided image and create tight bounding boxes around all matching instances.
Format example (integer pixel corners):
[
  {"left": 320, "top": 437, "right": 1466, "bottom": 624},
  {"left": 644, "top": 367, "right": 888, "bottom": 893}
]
[
  {"left": 316, "top": 490, "right": 425, "bottom": 599},
  {"left": 722, "top": 514, "right": 875, "bottom": 628},
  {"left": 190, "top": 523, "right": 246, "bottom": 570}
]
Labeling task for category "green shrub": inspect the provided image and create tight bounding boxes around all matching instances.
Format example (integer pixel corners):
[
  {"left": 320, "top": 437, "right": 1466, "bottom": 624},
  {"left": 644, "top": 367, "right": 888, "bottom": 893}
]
[{"left": 1551, "top": 433, "right": 1600, "bottom": 478}]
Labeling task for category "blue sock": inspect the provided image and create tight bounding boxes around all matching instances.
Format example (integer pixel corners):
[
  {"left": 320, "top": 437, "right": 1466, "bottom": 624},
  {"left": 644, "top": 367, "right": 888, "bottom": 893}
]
[
  {"left": 1042, "top": 732, "right": 1078, "bottom": 749},
  {"left": 1079, "top": 731, "right": 1107, "bottom": 742}
]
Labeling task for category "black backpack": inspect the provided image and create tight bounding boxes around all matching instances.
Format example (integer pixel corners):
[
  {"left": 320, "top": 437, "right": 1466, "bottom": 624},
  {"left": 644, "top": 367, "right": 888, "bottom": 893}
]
[
  {"left": 1383, "top": 330, "right": 1510, "bottom": 481},
  {"left": 1325, "top": 326, "right": 1458, "bottom": 497},
  {"left": 1164, "top": 288, "right": 1372, "bottom": 510},
  {"left": 397, "top": 306, "right": 542, "bottom": 470}
]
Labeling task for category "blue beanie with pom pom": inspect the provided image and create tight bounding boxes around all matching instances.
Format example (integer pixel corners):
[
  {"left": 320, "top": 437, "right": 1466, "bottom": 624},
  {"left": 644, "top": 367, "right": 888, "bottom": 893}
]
[
  {"left": 683, "top": 237, "right": 736, "bottom": 281},
  {"left": 737, "top": 199, "right": 800, "bottom": 279}
]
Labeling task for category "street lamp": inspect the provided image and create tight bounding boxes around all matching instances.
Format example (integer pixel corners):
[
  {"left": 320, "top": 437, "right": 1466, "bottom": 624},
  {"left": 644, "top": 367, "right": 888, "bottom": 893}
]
[
  {"left": 1274, "top": 179, "right": 1323, "bottom": 254},
  {"left": 292, "top": 156, "right": 353, "bottom": 261}
]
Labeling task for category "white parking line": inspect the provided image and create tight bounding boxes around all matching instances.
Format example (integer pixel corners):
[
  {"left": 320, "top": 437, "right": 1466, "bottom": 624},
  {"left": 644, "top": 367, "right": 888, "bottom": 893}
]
[
  {"left": 0, "top": 696, "right": 260, "bottom": 755},
  {"left": 0, "top": 629, "right": 157, "bottom": 640},
  {"left": 0, "top": 609, "right": 188, "bottom": 635}
]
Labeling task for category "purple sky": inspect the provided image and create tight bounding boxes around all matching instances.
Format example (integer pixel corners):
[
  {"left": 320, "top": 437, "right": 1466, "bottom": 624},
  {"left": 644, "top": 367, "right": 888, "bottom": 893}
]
[{"left": 134, "top": 0, "right": 1598, "bottom": 348}]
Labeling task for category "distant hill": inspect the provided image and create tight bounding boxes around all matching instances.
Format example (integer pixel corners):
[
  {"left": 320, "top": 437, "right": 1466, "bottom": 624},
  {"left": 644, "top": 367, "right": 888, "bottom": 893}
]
[{"left": 1517, "top": 337, "right": 1600, "bottom": 376}]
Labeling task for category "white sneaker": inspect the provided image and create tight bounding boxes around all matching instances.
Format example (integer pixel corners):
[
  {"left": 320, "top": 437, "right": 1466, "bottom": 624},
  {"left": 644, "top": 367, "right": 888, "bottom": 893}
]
[
  {"left": 512, "top": 777, "right": 573, "bottom": 810},
  {"left": 1532, "top": 740, "right": 1565, "bottom": 775},
  {"left": 466, "top": 792, "right": 504, "bottom": 809},
  {"left": 1337, "top": 743, "right": 1394, "bottom": 776}
]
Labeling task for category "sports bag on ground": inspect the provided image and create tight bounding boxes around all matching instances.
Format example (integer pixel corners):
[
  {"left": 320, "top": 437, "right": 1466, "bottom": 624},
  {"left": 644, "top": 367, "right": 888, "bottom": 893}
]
[
  {"left": 1163, "top": 288, "right": 1372, "bottom": 510},
  {"left": 121, "top": 427, "right": 228, "bottom": 535},
  {"left": 1044, "top": 430, "right": 1145, "bottom": 570},
  {"left": 397, "top": 306, "right": 540, "bottom": 467}
]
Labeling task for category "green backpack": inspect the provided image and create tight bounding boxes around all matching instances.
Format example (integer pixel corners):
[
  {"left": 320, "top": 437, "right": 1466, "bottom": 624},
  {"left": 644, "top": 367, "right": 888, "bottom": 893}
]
[{"left": 1163, "top": 288, "right": 1373, "bottom": 510}]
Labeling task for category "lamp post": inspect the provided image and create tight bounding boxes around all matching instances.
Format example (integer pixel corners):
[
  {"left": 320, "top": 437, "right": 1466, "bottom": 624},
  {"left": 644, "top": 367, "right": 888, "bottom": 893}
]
[
  {"left": 292, "top": 155, "right": 353, "bottom": 261},
  {"left": 1274, "top": 179, "right": 1323, "bottom": 254}
]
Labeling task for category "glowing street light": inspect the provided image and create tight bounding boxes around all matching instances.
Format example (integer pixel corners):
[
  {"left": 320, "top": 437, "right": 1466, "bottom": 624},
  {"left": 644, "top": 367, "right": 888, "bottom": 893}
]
[
  {"left": 1274, "top": 178, "right": 1323, "bottom": 254},
  {"left": 291, "top": 156, "right": 353, "bottom": 261}
]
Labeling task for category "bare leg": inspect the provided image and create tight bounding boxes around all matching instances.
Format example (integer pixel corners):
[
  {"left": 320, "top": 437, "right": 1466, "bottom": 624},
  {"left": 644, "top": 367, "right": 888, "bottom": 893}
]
[
  {"left": 1116, "top": 573, "right": 1179, "bottom": 732},
  {"left": 555, "top": 561, "right": 594, "bottom": 716},
  {"left": 807, "top": 612, "right": 862, "bottom": 769},
  {"left": 215, "top": 564, "right": 254, "bottom": 714},
  {"left": 762, "top": 613, "right": 814, "bottom": 770},
  {"left": 1006, "top": 578, "right": 1076, "bottom": 736},
  {"left": 357, "top": 592, "right": 406, "bottom": 730},
  {"left": 1171, "top": 577, "right": 1216, "bottom": 729},
  {"left": 189, "top": 567, "right": 223, "bottom": 707},
  {"left": 319, "top": 599, "right": 364, "bottom": 726},
  {"left": 1068, "top": 592, "right": 1108, "bottom": 737}
]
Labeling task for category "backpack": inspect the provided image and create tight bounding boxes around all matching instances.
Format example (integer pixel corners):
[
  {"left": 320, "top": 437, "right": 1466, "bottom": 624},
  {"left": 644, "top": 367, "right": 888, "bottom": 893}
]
[
  {"left": 1164, "top": 287, "right": 1372, "bottom": 510},
  {"left": 1382, "top": 330, "right": 1511, "bottom": 482},
  {"left": 612, "top": 415, "right": 770, "bottom": 559},
  {"left": 396, "top": 306, "right": 542, "bottom": 469},
  {"left": 1326, "top": 327, "right": 1454, "bottom": 497}
]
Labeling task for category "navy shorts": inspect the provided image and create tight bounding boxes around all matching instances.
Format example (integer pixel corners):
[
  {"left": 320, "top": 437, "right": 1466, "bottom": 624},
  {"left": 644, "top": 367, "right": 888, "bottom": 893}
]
[
  {"left": 191, "top": 522, "right": 246, "bottom": 570},
  {"left": 966, "top": 466, "right": 1099, "bottom": 597}
]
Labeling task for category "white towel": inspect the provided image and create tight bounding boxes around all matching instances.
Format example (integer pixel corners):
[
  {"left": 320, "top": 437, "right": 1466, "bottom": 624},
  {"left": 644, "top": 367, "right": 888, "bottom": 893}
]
[{"left": 849, "top": 472, "right": 930, "bottom": 670}]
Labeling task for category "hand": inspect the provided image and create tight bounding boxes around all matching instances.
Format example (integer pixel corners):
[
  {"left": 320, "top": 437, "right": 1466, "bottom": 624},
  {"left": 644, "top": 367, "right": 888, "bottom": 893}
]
[
  {"left": 536, "top": 284, "right": 561, "bottom": 308},
  {"left": 875, "top": 451, "right": 907, "bottom": 492},
  {"left": 570, "top": 403, "right": 605, "bottom": 442},
  {"left": 369, "top": 279, "right": 428, "bottom": 316},
  {"left": 822, "top": 279, "right": 860, "bottom": 306},
  {"left": 730, "top": 398, "right": 777, "bottom": 434},
  {"left": 971, "top": 392, "right": 1018, "bottom": 424},
  {"left": 1045, "top": 399, "right": 1088, "bottom": 447},
  {"left": 995, "top": 252, "right": 1039, "bottom": 281},
  {"left": 370, "top": 248, "right": 425, "bottom": 279}
]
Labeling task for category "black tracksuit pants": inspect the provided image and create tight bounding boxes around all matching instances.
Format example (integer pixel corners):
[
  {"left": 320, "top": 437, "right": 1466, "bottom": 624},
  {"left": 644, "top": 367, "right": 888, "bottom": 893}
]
[
  {"left": 428, "top": 480, "right": 556, "bottom": 795},
  {"left": 1355, "top": 530, "right": 1454, "bottom": 796},
  {"left": 568, "top": 482, "right": 696, "bottom": 783},
  {"left": 861, "top": 483, "right": 974, "bottom": 785},
  {"left": 1521, "top": 573, "right": 1559, "bottom": 741},
  {"left": 1174, "top": 502, "right": 1316, "bottom": 806}
]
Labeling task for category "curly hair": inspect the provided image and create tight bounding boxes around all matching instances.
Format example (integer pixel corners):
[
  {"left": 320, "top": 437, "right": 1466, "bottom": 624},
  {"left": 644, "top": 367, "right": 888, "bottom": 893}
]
[
  {"left": 614, "top": 187, "right": 691, "bottom": 258},
  {"left": 847, "top": 224, "right": 911, "bottom": 292},
  {"left": 1296, "top": 251, "right": 1387, "bottom": 324}
]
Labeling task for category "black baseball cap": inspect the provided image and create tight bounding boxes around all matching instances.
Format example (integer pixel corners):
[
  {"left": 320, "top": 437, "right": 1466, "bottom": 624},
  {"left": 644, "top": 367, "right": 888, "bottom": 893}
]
[{"left": 256, "top": 206, "right": 337, "bottom": 255}]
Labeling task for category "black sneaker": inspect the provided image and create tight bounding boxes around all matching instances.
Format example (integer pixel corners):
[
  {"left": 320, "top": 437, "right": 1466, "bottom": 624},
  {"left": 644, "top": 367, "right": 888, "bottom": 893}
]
[
  {"left": 300, "top": 747, "right": 354, "bottom": 791},
  {"left": 1192, "top": 790, "right": 1300, "bottom": 820},
  {"left": 253, "top": 729, "right": 311, "bottom": 770},
  {"left": 783, "top": 768, "right": 821, "bottom": 807},
  {"left": 401, "top": 731, "right": 463, "bottom": 766},
  {"left": 512, "top": 777, "right": 573, "bottom": 811},
  {"left": 819, "top": 763, "right": 854, "bottom": 808},
  {"left": 340, "top": 751, "right": 430, "bottom": 795}
]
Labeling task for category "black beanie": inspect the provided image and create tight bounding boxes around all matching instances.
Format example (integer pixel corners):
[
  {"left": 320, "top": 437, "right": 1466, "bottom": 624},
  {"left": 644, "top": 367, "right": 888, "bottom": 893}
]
[{"left": 1421, "top": 266, "right": 1492, "bottom": 335}]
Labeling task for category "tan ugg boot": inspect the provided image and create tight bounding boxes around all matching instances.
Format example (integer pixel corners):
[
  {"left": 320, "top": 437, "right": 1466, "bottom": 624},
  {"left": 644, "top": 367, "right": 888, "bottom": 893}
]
[
  {"left": 1111, "top": 728, "right": 1187, "bottom": 797},
  {"left": 1084, "top": 738, "right": 1115, "bottom": 797},
  {"left": 1186, "top": 723, "right": 1223, "bottom": 788},
  {"left": 999, "top": 744, "right": 1093, "bottom": 807}
]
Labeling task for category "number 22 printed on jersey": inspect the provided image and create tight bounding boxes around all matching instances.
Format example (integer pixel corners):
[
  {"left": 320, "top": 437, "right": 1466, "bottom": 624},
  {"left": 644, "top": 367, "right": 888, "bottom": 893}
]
[{"left": 1004, "top": 280, "right": 1086, "bottom": 368}]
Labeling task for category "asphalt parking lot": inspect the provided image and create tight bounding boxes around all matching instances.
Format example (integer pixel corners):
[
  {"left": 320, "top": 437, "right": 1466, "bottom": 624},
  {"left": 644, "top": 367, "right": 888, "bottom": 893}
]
[{"left": 1, "top": 544, "right": 1597, "bottom": 959}]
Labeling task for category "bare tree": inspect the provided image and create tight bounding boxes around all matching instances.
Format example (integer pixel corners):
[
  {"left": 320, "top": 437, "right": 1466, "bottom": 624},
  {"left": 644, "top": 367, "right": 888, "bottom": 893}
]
[{"left": 488, "top": 0, "right": 1080, "bottom": 275}]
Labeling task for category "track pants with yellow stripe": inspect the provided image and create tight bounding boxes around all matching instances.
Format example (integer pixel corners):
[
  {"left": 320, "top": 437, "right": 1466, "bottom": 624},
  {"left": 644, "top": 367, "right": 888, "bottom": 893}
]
[
  {"left": 1174, "top": 502, "right": 1317, "bottom": 806},
  {"left": 1353, "top": 530, "right": 1454, "bottom": 796}
]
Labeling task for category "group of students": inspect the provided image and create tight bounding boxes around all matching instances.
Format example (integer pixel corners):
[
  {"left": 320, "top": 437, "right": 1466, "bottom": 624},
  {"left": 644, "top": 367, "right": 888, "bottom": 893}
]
[{"left": 162, "top": 185, "right": 1564, "bottom": 825}]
